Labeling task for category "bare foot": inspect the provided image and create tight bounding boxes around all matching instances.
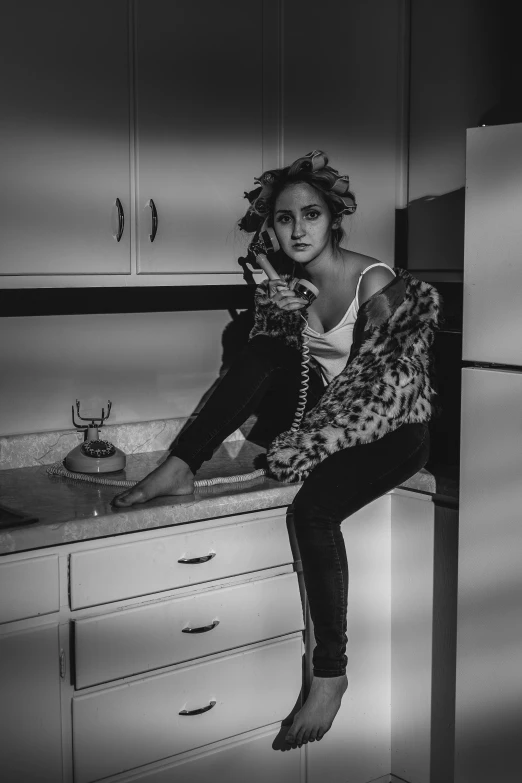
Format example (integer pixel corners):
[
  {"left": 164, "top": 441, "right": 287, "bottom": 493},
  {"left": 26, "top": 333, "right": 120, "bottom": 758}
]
[
  {"left": 111, "top": 456, "right": 194, "bottom": 507},
  {"left": 285, "top": 674, "right": 348, "bottom": 747}
]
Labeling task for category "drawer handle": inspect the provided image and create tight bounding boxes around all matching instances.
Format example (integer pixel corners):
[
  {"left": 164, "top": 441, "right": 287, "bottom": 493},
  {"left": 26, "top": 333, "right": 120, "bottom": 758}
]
[
  {"left": 182, "top": 619, "right": 220, "bottom": 634},
  {"left": 179, "top": 700, "right": 216, "bottom": 716},
  {"left": 178, "top": 552, "right": 216, "bottom": 564}
]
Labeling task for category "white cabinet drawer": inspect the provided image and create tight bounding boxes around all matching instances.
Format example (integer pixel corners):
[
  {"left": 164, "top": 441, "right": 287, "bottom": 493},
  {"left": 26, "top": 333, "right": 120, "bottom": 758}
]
[
  {"left": 0, "top": 555, "right": 59, "bottom": 624},
  {"left": 110, "top": 727, "right": 301, "bottom": 782},
  {"left": 70, "top": 513, "right": 292, "bottom": 609},
  {"left": 73, "top": 635, "right": 302, "bottom": 783},
  {"left": 75, "top": 572, "right": 304, "bottom": 689}
]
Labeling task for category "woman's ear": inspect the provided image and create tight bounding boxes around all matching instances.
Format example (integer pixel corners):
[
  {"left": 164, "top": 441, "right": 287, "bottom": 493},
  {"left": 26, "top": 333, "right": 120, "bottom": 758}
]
[{"left": 331, "top": 217, "right": 341, "bottom": 230}]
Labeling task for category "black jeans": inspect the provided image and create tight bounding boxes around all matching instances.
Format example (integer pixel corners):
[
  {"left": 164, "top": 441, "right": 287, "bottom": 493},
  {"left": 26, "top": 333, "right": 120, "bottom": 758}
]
[{"left": 171, "top": 335, "right": 430, "bottom": 677}]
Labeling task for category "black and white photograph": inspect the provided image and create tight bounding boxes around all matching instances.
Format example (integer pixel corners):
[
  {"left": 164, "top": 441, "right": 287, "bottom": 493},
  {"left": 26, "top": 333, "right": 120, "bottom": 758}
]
[{"left": 0, "top": 2, "right": 520, "bottom": 782}]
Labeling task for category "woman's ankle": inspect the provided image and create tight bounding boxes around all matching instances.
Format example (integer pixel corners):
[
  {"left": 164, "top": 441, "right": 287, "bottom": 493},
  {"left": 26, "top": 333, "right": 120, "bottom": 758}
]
[{"left": 165, "top": 454, "right": 194, "bottom": 476}]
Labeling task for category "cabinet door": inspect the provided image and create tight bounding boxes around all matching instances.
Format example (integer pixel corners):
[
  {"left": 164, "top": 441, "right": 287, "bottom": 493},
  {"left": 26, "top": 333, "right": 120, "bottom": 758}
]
[
  {"left": 0, "top": 624, "right": 62, "bottom": 783},
  {"left": 112, "top": 728, "right": 301, "bottom": 783},
  {"left": 73, "top": 636, "right": 302, "bottom": 783},
  {"left": 0, "top": 1, "right": 131, "bottom": 276},
  {"left": 136, "top": 0, "right": 264, "bottom": 275}
]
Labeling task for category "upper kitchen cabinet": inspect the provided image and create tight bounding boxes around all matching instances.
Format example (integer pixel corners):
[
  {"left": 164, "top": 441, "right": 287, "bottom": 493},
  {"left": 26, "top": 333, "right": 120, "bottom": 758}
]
[
  {"left": 0, "top": 0, "right": 276, "bottom": 289},
  {"left": 0, "top": 1, "right": 131, "bottom": 281},
  {"left": 134, "top": 0, "right": 266, "bottom": 276}
]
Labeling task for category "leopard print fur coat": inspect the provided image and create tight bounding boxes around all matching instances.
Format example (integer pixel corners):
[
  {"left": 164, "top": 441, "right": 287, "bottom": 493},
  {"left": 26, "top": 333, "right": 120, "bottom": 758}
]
[{"left": 249, "top": 267, "right": 442, "bottom": 483}]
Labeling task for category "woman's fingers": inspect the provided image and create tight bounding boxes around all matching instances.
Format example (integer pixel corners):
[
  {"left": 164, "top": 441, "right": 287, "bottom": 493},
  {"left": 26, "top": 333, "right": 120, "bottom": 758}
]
[
  {"left": 278, "top": 295, "right": 308, "bottom": 310},
  {"left": 271, "top": 287, "right": 307, "bottom": 310},
  {"left": 267, "top": 279, "right": 307, "bottom": 310},
  {"left": 268, "top": 280, "right": 286, "bottom": 298},
  {"left": 284, "top": 299, "right": 308, "bottom": 310}
]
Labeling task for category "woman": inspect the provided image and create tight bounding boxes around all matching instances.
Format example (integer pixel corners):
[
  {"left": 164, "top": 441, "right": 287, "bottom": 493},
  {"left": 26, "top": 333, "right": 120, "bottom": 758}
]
[{"left": 112, "top": 151, "right": 441, "bottom": 748}]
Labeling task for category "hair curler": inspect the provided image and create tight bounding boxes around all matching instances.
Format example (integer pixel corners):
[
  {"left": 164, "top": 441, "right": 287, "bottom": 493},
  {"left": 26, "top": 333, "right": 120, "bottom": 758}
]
[{"left": 251, "top": 222, "right": 319, "bottom": 306}]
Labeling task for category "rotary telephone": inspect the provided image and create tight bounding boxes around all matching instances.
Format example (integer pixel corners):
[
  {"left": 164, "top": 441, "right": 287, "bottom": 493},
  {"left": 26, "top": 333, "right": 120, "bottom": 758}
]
[{"left": 64, "top": 400, "right": 126, "bottom": 474}]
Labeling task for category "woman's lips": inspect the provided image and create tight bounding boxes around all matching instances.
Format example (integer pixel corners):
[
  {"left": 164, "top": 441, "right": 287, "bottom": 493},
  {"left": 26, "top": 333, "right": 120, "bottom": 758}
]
[{"left": 292, "top": 243, "right": 310, "bottom": 250}]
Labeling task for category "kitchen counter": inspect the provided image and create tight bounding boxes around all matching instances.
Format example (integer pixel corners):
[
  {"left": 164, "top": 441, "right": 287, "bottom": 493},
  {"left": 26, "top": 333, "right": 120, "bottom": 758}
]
[
  {"left": 0, "top": 437, "right": 457, "bottom": 783},
  {"left": 0, "top": 439, "right": 451, "bottom": 555}
]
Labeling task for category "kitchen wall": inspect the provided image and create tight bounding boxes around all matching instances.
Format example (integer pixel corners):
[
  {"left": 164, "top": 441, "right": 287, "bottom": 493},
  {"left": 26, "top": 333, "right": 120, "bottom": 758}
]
[
  {"left": 0, "top": 310, "right": 230, "bottom": 437},
  {"left": 0, "top": 0, "right": 402, "bottom": 437}
]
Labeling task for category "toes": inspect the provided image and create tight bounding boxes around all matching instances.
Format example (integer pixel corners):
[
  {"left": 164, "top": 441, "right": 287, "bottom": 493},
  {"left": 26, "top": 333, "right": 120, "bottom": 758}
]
[
  {"left": 285, "top": 714, "right": 300, "bottom": 746},
  {"left": 285, "top": 725, "right": 296, "bottom": 742},
  {"left": 294, "top": 726, "right": 306, "bottom": 747},
  {"left": 111, "top": 493, "right": 129, "bottom": 506},
  {"left": 285, "top": 729, "right": 299, "bottom": 747},
  {"left": 111, "top": 489, "right": 144, "bottom": 507},
  {"left": 300, "top": 728, "right": 312, "bottom": 746}
]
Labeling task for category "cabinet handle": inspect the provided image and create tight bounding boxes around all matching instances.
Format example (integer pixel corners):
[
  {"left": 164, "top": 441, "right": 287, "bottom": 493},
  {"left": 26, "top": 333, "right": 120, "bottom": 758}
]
[
  {"left": 149, "top": 199, "right": 158, "bottom": 242},
  {"left": 182, "top": 619, "right": 220, "bottom": 634},
  {"left": 178, "top": 552, "right": 216, "bottom": 564},
  {"left": 179, "top": 700, "right": 216, "bottom": 716},
  {"left": 115, "top": 198, "right": 124, "bottom": 242}
]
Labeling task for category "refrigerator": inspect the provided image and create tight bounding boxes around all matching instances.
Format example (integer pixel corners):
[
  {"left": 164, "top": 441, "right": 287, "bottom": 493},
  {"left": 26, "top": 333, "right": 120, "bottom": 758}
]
[{"left": 455, "top": 122, "right": 522, "bottom": 783}]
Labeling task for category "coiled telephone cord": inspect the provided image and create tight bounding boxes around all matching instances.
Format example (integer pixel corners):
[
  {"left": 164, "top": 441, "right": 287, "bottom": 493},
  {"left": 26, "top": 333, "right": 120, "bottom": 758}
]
[
  {"left": 289, "top": 313, "right": 311, "bottom": 432},
  {"left": 46, "top": 461, "right": 266, "bottom": 489},
  {"left": 47, "top": 319, "right": 310, "bottom": 490}
]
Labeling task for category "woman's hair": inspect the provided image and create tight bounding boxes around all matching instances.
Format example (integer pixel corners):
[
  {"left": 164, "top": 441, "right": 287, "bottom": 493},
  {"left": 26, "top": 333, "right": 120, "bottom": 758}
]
[{"left": 238, "top": 150, "right": 357, "bottom": 250}]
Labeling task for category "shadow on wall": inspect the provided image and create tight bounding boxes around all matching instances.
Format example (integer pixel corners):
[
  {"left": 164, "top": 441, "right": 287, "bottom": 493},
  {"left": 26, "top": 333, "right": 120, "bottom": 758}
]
[
  {"left": 168, "top": 305, "right": 258, "bottom": 450},
  {"left": 193, "top": 306, "right": 256, "bottom": 411},
  {"left": 407, "top": 188, "right": 465, "bottom": 272},
  {"left": 405, "top": 103, "right": 522, "bottom": 274},
  {"left": 479, "top": 100, "right": 522, "bottom": 127}
]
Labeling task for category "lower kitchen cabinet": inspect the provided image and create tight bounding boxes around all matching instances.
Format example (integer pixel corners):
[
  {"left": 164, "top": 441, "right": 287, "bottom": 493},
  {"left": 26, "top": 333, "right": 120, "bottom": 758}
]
[
  {"left": 0, "top": 623, "right": 63, "bottom": 783},
  {"left": 0, "top": 490, "right": 443, "bottom": 783},
  {"left": 74, "top": 572, "right": 303, "bottom": 689},
  {"left": 96, "top": 727, "right": 302, "bottom": 783},
  {"left": 73, "top": 636, "right": 302, "bottom": 783}
]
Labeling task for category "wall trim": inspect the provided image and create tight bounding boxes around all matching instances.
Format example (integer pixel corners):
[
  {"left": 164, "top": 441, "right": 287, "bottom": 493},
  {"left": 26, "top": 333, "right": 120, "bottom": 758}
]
[{"left": 395, "top": 0, "right": 412, "bottom": 212}]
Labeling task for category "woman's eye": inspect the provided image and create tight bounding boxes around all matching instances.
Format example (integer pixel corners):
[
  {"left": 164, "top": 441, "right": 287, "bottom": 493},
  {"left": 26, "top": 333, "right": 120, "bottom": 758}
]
[
  {"left": 276, "top": 215, "right": 291, "bottom": 223},
  {"left": 306, "top": 211, "right": 319, "bottom": 219}
]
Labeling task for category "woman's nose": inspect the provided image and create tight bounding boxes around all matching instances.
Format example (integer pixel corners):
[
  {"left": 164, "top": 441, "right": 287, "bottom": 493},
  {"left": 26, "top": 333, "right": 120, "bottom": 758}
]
[{"left": 291, "top": 220, "right": 305, "bottom": 239}]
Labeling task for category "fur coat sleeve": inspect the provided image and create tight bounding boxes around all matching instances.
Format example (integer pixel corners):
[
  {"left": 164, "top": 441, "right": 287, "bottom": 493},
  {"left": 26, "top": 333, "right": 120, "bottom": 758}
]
[{"left": 249, "top": 268, "right": 443, "bottom": 483}]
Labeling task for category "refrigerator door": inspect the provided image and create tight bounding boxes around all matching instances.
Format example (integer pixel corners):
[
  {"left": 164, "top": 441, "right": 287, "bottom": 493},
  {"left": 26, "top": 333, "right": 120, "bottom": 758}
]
[
  {"left": 462, "top": 122, "right": 522, "bottom": 365},
  {"left": 455, "top": 367, "right": 522, "bottom": 782}
]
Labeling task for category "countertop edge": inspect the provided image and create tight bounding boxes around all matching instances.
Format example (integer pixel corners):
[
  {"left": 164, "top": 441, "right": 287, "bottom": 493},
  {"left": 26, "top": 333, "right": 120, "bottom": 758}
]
[{"left": 0, "top": 469, "right": 448, "bottom": 556}]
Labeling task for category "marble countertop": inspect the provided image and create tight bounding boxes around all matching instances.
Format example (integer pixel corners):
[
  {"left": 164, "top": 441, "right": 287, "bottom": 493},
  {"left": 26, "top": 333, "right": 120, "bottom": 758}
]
[{"left": 0, "top": 440, "right": 452, "bottom": 555}]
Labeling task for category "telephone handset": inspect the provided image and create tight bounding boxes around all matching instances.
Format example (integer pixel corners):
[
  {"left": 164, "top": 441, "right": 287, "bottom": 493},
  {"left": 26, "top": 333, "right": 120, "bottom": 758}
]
[{"left": 251, "top": 221, "right": 319, "bottom": 306}]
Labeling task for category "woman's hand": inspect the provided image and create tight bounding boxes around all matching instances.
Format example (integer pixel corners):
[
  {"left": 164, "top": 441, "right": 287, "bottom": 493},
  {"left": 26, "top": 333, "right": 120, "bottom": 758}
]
[{"left": 268, "top": 278, "right": 309, "bottom": 311}]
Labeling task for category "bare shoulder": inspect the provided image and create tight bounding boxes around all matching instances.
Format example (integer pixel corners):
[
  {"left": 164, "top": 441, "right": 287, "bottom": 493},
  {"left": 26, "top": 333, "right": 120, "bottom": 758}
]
[{"left": 345, "top": 252, "right": 395, "bottom": 306}]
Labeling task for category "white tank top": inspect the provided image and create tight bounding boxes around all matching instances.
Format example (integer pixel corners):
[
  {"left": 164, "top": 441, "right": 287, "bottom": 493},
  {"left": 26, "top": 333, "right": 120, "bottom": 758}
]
[{"left": 304, "top": 263, "right": 396, "bottom": 386}]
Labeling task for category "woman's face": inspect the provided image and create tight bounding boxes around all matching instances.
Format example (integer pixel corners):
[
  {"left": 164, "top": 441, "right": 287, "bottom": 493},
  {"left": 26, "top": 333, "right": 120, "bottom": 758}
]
[{"left": 273, "top": 182, "right": 338, "bottom": 266}]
